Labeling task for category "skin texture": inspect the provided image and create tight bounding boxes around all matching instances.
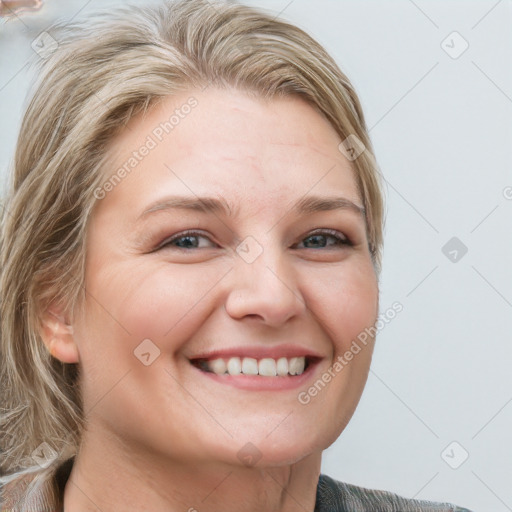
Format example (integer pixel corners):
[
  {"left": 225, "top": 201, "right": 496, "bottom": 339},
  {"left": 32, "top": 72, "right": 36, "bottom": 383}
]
[{"left": 41, "top": 86, "right": 379, "bottom": 512}]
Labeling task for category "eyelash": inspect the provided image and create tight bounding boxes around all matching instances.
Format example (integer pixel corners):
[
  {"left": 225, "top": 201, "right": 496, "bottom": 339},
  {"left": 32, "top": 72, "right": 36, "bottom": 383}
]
[{"left": 155, "top": 229, "right": 353, "bottom": 251}]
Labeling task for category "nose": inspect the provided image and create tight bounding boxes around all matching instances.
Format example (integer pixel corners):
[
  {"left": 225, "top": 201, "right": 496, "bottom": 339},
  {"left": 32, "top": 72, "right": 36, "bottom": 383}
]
[{"left": 224, "top": 241, "right": 306, "bottom": 328}]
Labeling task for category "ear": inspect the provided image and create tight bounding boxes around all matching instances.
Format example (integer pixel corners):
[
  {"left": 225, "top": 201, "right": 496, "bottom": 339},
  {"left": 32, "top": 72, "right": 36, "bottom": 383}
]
[{"left": 39, "top": 304, "right": 79, "bottom": 363}]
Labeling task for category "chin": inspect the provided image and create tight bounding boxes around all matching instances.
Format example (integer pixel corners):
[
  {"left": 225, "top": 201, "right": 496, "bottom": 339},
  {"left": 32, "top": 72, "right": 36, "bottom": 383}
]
[{"left": 227, "top": 424, "right": 334, "bottom": 468}]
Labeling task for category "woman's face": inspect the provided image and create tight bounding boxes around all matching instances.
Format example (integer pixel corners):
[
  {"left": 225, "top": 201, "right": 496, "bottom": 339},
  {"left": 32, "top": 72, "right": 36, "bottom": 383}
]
[{"left": 71, "top": 87, "right": 378, "bottom": 468}]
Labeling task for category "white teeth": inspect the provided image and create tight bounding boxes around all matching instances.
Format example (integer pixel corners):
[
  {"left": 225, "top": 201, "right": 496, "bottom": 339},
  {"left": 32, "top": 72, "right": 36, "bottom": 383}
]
[
  {"left": 241, "top": 357, "right": 258, "bottom": 375},
  {"left": 258, "top": 358, "right": 277, "bottom": 376},
  {"left": 276, "top": 357, "right": 288, "bottom": 376},
  {"left": 289, "top": 357, "right": 305, "bottom": 376},
  {"left": 209, "top": 358, "right": 227, "bottom": 375},
  {"left": 227, "top": 357, "right": 241, "bottom": 375},
  {"left": 202, "top": 356, "right": 307, "bottom": 377}
]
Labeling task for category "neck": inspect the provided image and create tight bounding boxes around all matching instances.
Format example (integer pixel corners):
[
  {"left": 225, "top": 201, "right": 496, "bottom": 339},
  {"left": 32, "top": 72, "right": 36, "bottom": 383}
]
[{"left": 63, "top": 429, "right": 322, "bottom": 512}]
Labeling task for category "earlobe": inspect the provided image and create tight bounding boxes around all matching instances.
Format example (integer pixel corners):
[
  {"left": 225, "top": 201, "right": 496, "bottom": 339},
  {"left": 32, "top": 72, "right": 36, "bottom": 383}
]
[
  {"left": 40, "top": 307, "right": 80, "bottom": 364},
  {"left": 47, "top": 335, "right": 80, "bottom": 364}
]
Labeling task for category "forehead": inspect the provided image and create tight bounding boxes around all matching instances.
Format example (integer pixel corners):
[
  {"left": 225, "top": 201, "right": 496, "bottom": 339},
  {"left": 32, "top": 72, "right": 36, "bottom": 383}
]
[{"left": 96, "top": 87, "right": 361, "bottom": 221}]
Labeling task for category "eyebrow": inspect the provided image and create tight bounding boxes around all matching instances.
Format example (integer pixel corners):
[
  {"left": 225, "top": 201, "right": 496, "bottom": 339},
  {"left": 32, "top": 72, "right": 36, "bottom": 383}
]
[{"left": 137, "top": 194, "right": 365, "bottom": 222}]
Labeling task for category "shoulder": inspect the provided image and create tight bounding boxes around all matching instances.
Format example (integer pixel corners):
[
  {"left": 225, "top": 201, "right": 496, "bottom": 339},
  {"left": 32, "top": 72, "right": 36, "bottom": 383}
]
[{"left": 315, "top": 474, "right": 474, "bottom": 512}]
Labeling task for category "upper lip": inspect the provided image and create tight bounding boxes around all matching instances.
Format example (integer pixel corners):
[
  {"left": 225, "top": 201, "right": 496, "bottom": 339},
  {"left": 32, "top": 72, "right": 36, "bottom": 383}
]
[{"left": 188, "top": 344, "right": 324, "bottom": 361}]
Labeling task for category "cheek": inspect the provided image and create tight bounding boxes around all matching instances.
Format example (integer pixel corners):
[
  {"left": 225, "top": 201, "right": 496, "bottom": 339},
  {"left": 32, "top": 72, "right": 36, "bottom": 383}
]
[
  {"left": 82, "top": 261, "right": 230, "bottom": 354},
  {"left": 83, "top": 255, "right": 378, "bottom": 361},
  {"left": 78, "top": 248, "right": 378, "bottom": 375},
  {"left": 303, "top": 260, "right": 378, "bottom": 352},
  {"left": 73, "top": 263, "right": 226, "bottom": 417}
]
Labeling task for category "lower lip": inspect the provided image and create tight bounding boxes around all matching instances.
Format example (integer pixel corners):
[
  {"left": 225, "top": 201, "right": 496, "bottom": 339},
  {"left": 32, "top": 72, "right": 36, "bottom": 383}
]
[{"left": 190, "top": 360, "right": 321, "bottom": 391}]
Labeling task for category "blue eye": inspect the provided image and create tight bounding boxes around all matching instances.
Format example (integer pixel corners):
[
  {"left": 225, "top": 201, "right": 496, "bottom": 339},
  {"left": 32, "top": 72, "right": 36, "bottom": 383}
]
[
  {"left": 156, "top": 229, "right": 352, "bottom": 251},
  {"left": 296, "top": 229, "right": 352, "bottom": 249},
  {"left": 158, "top": 230, "right": 215, "bottom": 250}
]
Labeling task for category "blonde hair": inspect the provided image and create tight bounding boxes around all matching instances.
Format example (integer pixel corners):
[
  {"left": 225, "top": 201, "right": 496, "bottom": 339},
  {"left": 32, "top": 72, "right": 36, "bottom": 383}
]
[{"left": 0, "top": 0, "right": 384, "bottom": 504}]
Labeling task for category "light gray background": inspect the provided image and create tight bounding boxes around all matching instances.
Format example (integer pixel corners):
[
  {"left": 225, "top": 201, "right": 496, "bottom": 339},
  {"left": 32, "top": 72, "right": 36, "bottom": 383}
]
[{"left": 1, "top": 1, "right": 511, "bottom": 510}]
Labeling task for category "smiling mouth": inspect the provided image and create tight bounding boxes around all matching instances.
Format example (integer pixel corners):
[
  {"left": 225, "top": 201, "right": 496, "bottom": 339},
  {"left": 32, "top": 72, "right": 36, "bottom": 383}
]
[{"left": 190, "top": 355, "right": 319, "bottom": 377}]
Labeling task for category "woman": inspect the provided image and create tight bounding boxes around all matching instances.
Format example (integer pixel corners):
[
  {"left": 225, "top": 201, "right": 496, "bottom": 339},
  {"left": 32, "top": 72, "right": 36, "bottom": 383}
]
[{"left": 0, "top": 1, "right": 473, "bottom": 510}]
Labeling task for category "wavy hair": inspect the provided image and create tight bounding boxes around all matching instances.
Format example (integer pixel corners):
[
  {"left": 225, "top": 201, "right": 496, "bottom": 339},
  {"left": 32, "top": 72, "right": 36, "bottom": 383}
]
[{"left": 0, "top": 0, "right": 384, "bottom": 507}]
